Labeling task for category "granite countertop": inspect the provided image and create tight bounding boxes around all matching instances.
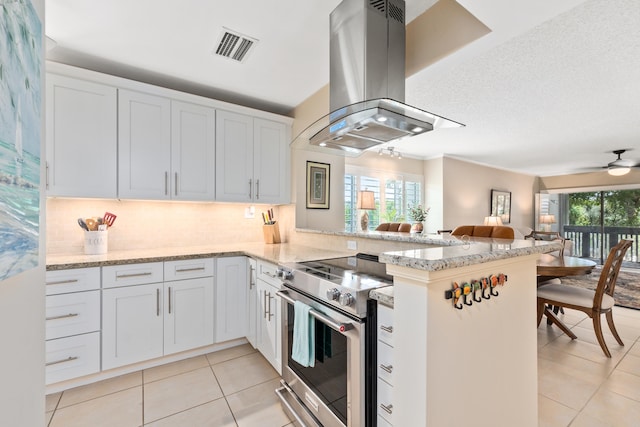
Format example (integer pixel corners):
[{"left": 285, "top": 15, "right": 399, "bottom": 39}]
[
  {"left": 369, "top": 286, "right": 394, "bottom": 307},
  {"left": 46, "top": 243, "right": 354, "bottom": 270},
  {"left": 379, "top": 237, "right": 561, "bottom": 272},
  {"left": 296, "top": 228, "right": 465, "bottom": 246}
]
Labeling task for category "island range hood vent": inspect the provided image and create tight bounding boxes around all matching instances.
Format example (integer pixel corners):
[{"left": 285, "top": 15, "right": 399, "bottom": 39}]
[{"left": 294, "top": 0, "right": 463, "bottom": 156}]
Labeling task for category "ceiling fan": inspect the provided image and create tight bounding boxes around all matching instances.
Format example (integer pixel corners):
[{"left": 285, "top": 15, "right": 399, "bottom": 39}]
[{"left": 604, "top": 149, "right": 640, "bottom": 176}]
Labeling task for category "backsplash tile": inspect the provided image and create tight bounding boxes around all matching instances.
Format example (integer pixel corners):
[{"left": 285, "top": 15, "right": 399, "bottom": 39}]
[{"left": 46, "top": 199, "right": 286, "bottom": 255}]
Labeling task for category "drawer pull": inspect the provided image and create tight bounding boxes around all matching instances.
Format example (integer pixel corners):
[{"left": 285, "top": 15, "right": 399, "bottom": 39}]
[
  {"left": 380, "top": 363, "right": 393, "bottom": 374},
  {"left": 116, "top": 272, "right": 153, "bottom": 279},
  {"left": 380, "top": 403, "right": 393, "bottom": 415},
  {"left": 175, "top": 267, "right": 205, "bottom": 273},
  {"left": 46, "top": 356, "right": 78, "bottom": 367},
  {"left": 380, "top": 325, "right": 394, "bottom": 333},
  {"left": 46, "top": 313, "right": 79, "bottom": 321},
  {"left": 263, "top": 271, "right": 277, "bottom": 278},
  {"left": 46, "top": 279, "right": 79, "bottom": 286}
]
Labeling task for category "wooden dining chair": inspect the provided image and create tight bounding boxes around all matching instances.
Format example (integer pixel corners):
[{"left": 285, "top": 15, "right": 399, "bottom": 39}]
[{"left": 536, "top": 239, "right": 633, "bottom": 357}]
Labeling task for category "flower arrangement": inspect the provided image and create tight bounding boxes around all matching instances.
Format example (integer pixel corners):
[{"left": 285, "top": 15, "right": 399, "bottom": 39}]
[{"left": 408, "top": 205, "right": 430, "bottom": 222}]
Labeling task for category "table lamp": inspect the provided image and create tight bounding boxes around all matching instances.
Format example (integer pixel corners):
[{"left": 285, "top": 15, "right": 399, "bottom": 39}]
[
  {"left": 540, "top": 214, "right": 556, "bottom": 231},
  {"left": 357, "top": 190, "right": 375, "bottom": 231},
  {"left": 484, "top": 215, "right": 503, "bottom": 226}
]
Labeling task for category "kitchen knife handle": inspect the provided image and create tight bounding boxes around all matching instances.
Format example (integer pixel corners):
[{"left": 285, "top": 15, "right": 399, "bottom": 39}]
[
  {"left": 249, "top": 179, "right": 252, "bottom": 199},
  {"left": 256, "top": 179, "right": 260, "bottom": 200}
]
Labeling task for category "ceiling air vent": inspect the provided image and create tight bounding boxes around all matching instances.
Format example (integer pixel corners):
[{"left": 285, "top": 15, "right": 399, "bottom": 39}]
[{"left": 214, "top": 28, "right": 258, "bottom": 63}]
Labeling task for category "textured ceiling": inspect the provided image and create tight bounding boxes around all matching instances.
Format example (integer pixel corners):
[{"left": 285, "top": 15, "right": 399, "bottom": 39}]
[{"left": 45, "top": 0, "right": 640, "bottom": 177}]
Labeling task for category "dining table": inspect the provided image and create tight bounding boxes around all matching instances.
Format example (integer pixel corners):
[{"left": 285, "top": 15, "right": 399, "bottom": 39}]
[{"left": 536, "top": 253, "right": 597, "bottom": 283}]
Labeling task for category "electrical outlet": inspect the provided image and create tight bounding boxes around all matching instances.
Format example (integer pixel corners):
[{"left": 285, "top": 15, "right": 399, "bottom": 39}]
[
  {"left": 244, "top": 206, "right": 255, "bottom": 219},
  {"left": 347, "top": 240, "right": 357, "bottom": 250}
]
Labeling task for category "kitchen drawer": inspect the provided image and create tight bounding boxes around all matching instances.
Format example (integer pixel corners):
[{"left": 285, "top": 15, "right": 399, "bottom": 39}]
[
  {"left": 46, "top": 290, "right": 100, "bottom": 340},
  {"left": 377, "top": 340, "right": 394, "bottom": 386},
  {"left": 102, "top": 262, "right": 163, "bottom": 288},
  {"left": 377, "top": 304, "right": 394, "bottom": 347},
  {"left": 46, "top": 267, "right": 100, "bottom": 295},
  {"left": 377, "top": 376, "right": 394, "bottom": 425},
  {"left": 46, "top": 332, "right": 100, "bottom": 385},
  {"left": 164, "top": 258, "right": 214, "bottom": 281},
  {"left": 256, "top": 260, "right": 281, "bottom": 288}
]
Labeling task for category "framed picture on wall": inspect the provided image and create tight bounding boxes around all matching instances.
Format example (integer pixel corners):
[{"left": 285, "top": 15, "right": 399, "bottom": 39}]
[
  {"left": 306, "top": 161, "right": 330, "bottom": 209},
  {"left": 490, "top": 189, "right": 511, "bottom": 224}
]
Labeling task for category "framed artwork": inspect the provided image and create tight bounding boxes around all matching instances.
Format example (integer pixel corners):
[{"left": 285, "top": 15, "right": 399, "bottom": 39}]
[
  {"left": 490, "top": 190, "right": 511, "bottom": 224},
  {"left": 306, "top": 161, "right": 330, "bottom": 209},
  {"left": 0, "top": 0, "right": 42, "bottom": 281}
]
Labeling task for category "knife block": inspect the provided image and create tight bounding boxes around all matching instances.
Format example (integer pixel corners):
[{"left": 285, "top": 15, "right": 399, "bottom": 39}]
[{"left": 262, "top": 223, "right": 281, "bottom": 244}]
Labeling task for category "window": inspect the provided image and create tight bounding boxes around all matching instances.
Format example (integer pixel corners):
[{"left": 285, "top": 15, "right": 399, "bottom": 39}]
[{"left": 345, "top": 166, "right": 423, "bottom": 232}]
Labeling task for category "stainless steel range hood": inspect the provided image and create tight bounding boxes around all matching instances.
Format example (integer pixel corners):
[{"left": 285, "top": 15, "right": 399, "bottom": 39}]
[{"left": 293, "top": 0, "right": 463, "bottom": 156}]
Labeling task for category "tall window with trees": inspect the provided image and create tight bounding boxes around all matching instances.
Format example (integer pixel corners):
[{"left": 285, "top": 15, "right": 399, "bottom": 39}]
[
  {"left": 344, "top": 167, "right": 423, "bottom": 232},
  {"left": 562, "top": 189, "right": 640, "bottom": 268}
]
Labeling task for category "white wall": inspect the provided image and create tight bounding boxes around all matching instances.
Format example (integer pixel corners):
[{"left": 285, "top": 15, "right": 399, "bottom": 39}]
[
  {"left": 0, "top": 0, "right": 46, "bottom": 425},
  {"left": 439, "top": 157, "right": 536, "bottom": 234}
]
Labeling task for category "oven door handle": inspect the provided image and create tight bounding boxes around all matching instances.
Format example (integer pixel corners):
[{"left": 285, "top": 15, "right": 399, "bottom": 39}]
[{"left": 276, "top": 290, "right": 353, "bottom": 333}]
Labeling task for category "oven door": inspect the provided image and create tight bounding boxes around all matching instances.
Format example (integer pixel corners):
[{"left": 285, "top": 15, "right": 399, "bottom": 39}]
[{"left": 276, "top": 287, "right": 365, "bottom": 427}]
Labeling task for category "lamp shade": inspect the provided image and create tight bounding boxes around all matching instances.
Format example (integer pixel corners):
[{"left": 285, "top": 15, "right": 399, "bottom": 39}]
[
  {"left": 357, "top": 190, "right": 375, "bottom": 210},
  {"left": 539, "top": 214, "right": 556, "bottom": 224},
  {"left": 484, "top": 216, "right": 503, "bottom": 226},
  {"left": 608, "top": 166, "right": 630, "bottom": 176}
]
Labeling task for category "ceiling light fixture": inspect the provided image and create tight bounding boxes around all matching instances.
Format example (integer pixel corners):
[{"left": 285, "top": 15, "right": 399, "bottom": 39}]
[
  {"left": 608, "top": 166, "right": 630, "bottom": 176},
  {"left": 377, "top": 146, "right": 402, "bottom": 159}
]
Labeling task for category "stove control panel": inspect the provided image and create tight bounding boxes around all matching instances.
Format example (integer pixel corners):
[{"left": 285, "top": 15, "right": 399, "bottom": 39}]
[
  {"left": 326, "top": 288, "right": 341, "bottom": 301},
  {"left": 338, "top": 293, "right": 354, "bottom": 307}
]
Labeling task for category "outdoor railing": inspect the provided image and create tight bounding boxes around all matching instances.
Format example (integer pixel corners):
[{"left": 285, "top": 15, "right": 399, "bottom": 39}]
[{"left": 563, "top": 225, "right": 640, "bottom": 267}]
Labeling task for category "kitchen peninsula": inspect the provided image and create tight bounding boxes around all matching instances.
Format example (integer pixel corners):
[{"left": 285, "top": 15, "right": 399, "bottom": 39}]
[{"left": 46, "top": 233, "right": 558, "bottom": 427}]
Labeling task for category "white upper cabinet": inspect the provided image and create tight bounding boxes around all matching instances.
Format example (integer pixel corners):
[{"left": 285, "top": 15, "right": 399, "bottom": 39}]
[
  {"left": 216, "top": 111, "right": 289, "bottom": 204},
  {"left": 253, "top": 118, "right": 289, "bottom": 204},
  {"left": 215, "top": 111, "right": 254, "bottom": 202},
  {"left": 171, "top": 101, "right": 216, "bottom": 200},
  {"left": 46, "top": 74, "right": 117, "bottom": 198},
  {"left": 118, "top": 89, "right": 172, "bottom": 199}
]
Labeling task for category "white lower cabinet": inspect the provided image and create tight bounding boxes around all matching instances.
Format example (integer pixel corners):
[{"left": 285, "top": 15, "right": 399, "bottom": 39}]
[
  {"left": 377, "top": 304, "right": 395, "bottom": 426},
  {"left": 215, "top": 257, "right": 248, "bottom": 343},
  {"left": 102, "top": 259, "right": 214, "bottom": 370},
  {"left": 164, "top": 277, "right": 214, "bottom": 355},
  {"left": 45, "top": 268, "right": 101, "bottom": 385},
  {"left": 256, "top": 260, "right": 282, "bottom": 374},
  {"left": 247, "top": 258, "right": 258, "bottom": 348},
  {"left": 102, "top": 283, "right": 164, "bottom": 370}
]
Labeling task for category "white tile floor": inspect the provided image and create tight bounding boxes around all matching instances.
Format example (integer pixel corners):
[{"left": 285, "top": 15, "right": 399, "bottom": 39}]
[{"left": 46, "top": 305, "right": 640, "bottom": 427}]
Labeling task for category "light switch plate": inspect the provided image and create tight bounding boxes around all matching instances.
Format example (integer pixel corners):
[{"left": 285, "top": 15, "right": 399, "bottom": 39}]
[
  {"left": 245, "top": 206, "right": 255, "bottom": 219},
  {"left": 347, "top": 240, "right": 357, "bottom": 250}
]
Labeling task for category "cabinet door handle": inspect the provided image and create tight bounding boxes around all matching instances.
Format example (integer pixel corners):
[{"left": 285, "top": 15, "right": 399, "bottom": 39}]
[
  {"left": 174, "top": 172, "right": 178, "bottom": 196},
  {"left": 380, "top": 364, "right": 393, "bottom": 374},
  {"left": 249, "top": 265, "right": 255, "bottom": 288},
  {"left": 266, "top": 291, "right": 274, "bottom": 320},
  {"left": 116, "top": 272, "right": 152, "bottom": 279},
  {"left": 46, "top": 313, "right": 79, "bottom": 321},
  {"left": 165, "top": 171, "right": 169, "bottom": 195},
  {"left": 156, "top": 288, "right": 160, "bottom": 316},
  {"left": 263, "top": 290, "right": 268, "bottom": 319},
  {"left": 256, "top": 179, "right": 260, "bottom": 200},
  {"left": 249, "top": 179, "right": 252, "bottom": 199},
  {"left": 46, "top": 356, "right": 78, "bottom": 367},
  {"left": 46, "top": 279, "right": 79, "bottom": 286},
  {"left": 175, "top": 267, "right": 205, "bottom": 273},
  {"left": 380, "top": 403, "right": 393, "bottom": 415},
  {"left": 45, "top": 161, "right": 49, "bottom": 190},
  {"left": 380, "top": 325, "right": 394, "bottom": 334},
  {"left": 168, "top": 286, "right": 172, "bottom": 314}
]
